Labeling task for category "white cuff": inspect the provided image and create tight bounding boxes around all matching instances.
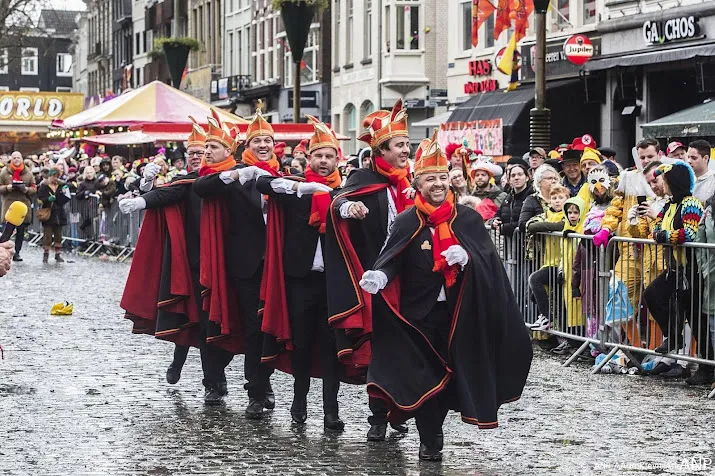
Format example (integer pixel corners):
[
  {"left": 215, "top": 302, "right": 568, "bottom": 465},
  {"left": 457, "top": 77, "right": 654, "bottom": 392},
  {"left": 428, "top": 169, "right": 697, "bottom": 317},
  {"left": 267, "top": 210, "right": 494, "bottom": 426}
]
[
  {"left": 139, "top": 178, "right": 153, "bottom": 192},
  {"left": 339, "top": 201, "right": 354, "bottom": 219},
  {"left": 270, "top": 178, "right": 297, "bottom": 195},
  {"left": 219, "top": 171, "right": 236, "bottom": 184}
]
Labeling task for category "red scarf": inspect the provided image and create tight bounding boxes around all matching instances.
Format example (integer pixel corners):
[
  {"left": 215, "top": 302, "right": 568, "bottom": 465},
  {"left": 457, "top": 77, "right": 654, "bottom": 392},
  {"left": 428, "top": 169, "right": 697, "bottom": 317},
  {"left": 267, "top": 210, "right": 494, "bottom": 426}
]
[
  {"left": 198, "top": 155, "right": 237, "bottom": 177},
  {"left": 414, "top": 190, "right": 459, "bottom": 287},
  {"left": 10, "top": 162, "right": 24, "bottom": 182},
  {"left": 374, "top": 157, "right": 413, "bottom": 212},
  {"left": 242, "top": 150, "right": 282, "bottom": 177},
  {"left": 305, "top": 167, "right": 341, "bottom": 233}
]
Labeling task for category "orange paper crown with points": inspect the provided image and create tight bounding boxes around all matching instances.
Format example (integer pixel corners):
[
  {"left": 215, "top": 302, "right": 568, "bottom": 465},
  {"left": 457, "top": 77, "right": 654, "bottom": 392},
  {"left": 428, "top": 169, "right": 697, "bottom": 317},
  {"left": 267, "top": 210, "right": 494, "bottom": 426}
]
[
  {"left": 358, "top": 99, "right": 409, "bottom": 149},
  {"left": 306, "top": 114, "right": 340, "bottom": 154},
  {"left": 187, "top": 115, "right": 207, "bottom": 148},
  {"left": 293, "top": 139, "right": 309, "bottom": 156},
  {"left": 205, "top": 109, "right": 240, "bottom": 152},
  {"left": 245, "top": 100, "right": 275, "bottom": 143},
  {"left": 414, "top": 130, "right": 449, "bottom": 176},
  {"left": 414, "top": 137, "right": 431, "bottom": 163}
]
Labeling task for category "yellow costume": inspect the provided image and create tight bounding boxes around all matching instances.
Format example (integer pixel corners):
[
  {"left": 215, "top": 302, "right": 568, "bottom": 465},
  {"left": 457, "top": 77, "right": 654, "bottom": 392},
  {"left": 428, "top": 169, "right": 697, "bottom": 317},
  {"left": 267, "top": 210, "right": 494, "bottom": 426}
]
[{"left": 561, "top": 196, "right": 586, "bottom": 329}]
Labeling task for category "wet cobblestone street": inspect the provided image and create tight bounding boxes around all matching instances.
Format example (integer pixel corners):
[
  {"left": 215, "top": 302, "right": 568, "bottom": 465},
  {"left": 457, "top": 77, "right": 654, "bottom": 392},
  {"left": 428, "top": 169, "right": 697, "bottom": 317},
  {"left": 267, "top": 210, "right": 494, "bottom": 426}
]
[{"left": 1, "top": 249, "right": 714, "bottom": 475}]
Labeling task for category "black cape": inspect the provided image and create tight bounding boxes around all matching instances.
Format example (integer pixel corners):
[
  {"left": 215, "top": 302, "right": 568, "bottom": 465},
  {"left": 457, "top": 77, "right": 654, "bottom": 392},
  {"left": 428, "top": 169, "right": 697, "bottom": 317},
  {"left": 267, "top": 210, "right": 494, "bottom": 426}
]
[{"left": 366, "top": 204, "right": 532, "bottom": 428}]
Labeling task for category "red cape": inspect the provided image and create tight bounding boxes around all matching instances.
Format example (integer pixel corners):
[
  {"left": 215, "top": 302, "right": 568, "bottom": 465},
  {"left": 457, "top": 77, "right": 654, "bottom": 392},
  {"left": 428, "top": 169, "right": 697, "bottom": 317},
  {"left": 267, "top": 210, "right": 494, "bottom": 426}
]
[
  {"left": 121, "top": 205, "right": 201, "bottom": 347},
  {"left": 199, "top": 197, "right": 245, "bottom": 354}
]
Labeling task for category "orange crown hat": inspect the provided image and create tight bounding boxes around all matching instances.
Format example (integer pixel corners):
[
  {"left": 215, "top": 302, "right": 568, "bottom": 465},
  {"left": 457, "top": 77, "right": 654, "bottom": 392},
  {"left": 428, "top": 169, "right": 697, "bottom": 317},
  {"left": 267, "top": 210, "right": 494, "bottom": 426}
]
[
  {"left": 206, "top": 109, "right": 240, "bottom": 152},
  {"left": 414, "top": 130, "right": 449, "bottom": 176},
  {"left": 306, "top": 114, "right": 340, "bottom": 154},
  {"left": 414, "top": 137, "right": 431, "bottom": 163},
  {"left": 293, "top": 139, "right": 309, "bottom": 156},
  {"left": 358, "top": 99, "right": 409, "bottom": 149},
  {"left": 187, "top": 115, "right": 207, "bottom": 148},
  {"left": 245, "top": 101, "right": 275, "bottom": 143}
]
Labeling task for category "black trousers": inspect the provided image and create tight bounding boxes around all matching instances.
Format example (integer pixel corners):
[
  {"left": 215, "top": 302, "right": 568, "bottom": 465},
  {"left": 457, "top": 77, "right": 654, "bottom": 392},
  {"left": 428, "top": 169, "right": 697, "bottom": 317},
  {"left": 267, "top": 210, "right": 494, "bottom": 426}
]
[
  {"left": 232, "top": 265, "right": 273, "bottom": 400},
  {"left": 644, "top": 267, "right": 710, "bottom": 360},
  {"left": 286, "top": 272, "right": 340, "bottom": 415},
  {"left": 13, "top": 223, "right": 26, "bottom": 254},
  {"left": 413, "top": 301, "right": 453, "bottom": 447}
]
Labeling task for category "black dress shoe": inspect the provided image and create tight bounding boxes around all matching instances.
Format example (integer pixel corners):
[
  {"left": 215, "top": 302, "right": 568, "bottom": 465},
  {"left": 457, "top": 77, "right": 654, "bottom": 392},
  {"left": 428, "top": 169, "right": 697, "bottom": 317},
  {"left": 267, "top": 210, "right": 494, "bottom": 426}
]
[
  {"left": 686, "top": 368, "right": 715, "bottom": 385},
  {"left": 390, "top": 422, "right": 408, "bottom": 433},
  {"left": 367, "top": 423, "right": 387, "bottom": 441},
  {"left": 12, "top": 254, "right": 22, "bottom": 262},
  {"left": 245, "top": 398, "right": 265, "bottom": 419},
  {"left": 263, "top": 385, "right": 275, "bottom": 409},
  {"left": 166, "top": 363, "right": 182, "bottom": 385},
  {"left": 324, "top": 414, "right": 345, "bottom": 432},
  {"left": 204, "top": 387, "right": 225, "bottom": 406},
  {"left": 418, "top": 443, "right": 442, "bottom": 461},
  {"left": 290, "top": 397, "right": 307, "bottom": 424}
]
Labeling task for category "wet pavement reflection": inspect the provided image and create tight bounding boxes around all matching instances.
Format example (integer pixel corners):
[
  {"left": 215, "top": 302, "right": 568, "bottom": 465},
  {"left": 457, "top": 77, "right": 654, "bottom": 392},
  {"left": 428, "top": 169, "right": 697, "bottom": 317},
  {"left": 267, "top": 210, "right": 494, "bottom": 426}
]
[{"left": 1, "top": 249, "right": 714, "bottom": 475}]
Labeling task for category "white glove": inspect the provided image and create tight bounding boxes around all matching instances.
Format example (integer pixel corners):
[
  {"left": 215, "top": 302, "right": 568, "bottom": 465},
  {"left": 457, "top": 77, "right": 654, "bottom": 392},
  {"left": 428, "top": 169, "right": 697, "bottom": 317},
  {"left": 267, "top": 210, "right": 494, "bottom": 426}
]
[
  {"left": 296, "top": 182, "right": 332, "bottom": 197},
  {"left": 627, "top": 205, "right": 639, "bottom": 225},
  {"left": 359, "top": 270, "right": 388, "bottom": 295},
  {"left": 238, "top": 166, "right": 273, "bottom": 185},
  {"left": 441, "top": 245, "right": 469, "bottom": 268},
  {"left": 119, "top": 197, "right": 146, "bottom": 214},
  {"left": 143, "top": 163, "right": 161, "bottom": 181}
]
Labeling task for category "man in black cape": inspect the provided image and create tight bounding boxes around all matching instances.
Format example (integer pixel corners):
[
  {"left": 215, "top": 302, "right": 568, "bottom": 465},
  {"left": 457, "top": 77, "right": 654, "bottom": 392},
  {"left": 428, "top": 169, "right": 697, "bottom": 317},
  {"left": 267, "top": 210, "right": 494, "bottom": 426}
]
[
  {"left": 119, "top": 118, "right": 238, "bottom": 405},
  {"left": 256, "top": 115, "right": 347, "bottom": 431},
  {"left": 324, "top": 99, "right": 413, "bottom": 441},
  {"left": 359, "top": 133, "right": 532, "bottom": 461}
]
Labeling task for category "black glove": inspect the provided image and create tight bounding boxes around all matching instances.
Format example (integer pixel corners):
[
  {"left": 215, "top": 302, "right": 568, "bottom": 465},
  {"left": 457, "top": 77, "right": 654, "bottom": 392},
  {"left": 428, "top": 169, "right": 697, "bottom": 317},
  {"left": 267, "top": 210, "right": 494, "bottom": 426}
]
[
  {"left": 557, "top": 271, "right": 565, "bottom": 285},
  {"left": 563, "top": 229, "right": 575, "bottom": 238},
  {"left": 572, "top": 287, "right": 582, "bottom": 298},
  {"left": 653, "top": 230, "right": 668, "bottom": 244}
]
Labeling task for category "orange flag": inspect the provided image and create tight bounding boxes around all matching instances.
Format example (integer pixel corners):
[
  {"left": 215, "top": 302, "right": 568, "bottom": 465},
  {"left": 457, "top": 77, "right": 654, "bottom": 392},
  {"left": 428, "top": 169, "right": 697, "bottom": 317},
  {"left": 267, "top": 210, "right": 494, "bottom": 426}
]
[{"left": 472, "top": 0, "right": 497, "bottom": 48}]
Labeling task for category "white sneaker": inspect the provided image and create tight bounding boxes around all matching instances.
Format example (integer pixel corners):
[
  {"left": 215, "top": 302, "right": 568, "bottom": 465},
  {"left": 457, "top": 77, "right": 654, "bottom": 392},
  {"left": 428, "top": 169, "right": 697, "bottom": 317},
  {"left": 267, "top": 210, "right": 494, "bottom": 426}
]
[{"left": 530, "top": 315, "right": 550, "bottom": 331}]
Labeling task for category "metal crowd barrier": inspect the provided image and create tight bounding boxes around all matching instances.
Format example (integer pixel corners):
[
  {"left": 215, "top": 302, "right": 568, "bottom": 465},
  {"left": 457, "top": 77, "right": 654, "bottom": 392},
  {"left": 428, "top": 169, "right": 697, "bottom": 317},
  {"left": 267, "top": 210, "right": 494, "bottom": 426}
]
[
  {"left": 23, "top": 194, "right": 143, "bottom": 262},
  {"left": 492, "top": 227, "right": 715, "bottom": 398}
]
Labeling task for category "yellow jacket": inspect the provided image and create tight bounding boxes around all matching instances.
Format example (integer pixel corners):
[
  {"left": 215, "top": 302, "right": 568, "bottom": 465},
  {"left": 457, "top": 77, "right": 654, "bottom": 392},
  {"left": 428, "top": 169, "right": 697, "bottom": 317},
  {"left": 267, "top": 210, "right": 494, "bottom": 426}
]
[{"left": 601, "top": 169, "right": 655, "bottom": 238}]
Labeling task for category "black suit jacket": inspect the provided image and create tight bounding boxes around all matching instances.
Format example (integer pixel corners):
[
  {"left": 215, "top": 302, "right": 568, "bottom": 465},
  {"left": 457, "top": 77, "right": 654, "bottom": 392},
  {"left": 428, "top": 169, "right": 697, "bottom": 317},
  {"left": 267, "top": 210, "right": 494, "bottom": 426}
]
[
  {"left": 256, "top": 175, "right": 329, "bottom": 278},
  {"left": 378, "top": 227, "right": 449, "bottom": 322},
  {"left": 143, "top": 172, "right": 202, "bottom": 273},
  {"left": 193, "top": 166, "right": 266, "bottom": 281},
  {"left": 332, "top": 169, "right": 391, "bottom": 269}
]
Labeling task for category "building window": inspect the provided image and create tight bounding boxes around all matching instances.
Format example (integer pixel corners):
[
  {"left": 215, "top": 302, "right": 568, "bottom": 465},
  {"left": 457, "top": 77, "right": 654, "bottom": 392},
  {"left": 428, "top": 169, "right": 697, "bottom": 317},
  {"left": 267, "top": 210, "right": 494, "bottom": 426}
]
[
  {"left": 346, "top": 0, "right": 353, "bottom": 63},
  {"left": 396, "top": 2, "right": 420, "bottom": 50},
  {"left": 485, "top": 8, "right": 494, "bottom": 48},
  {"left": 56, "top": 86, "right": 72, "bottom": 92},
  {"left": 344, "top": 103, "right": 357, "bottom": 153},
  {"left": 462, "top": 1, "right": 471, "bottom": 51},
  {"left": 21, "top": 48, "right": 38, "bottom": 75},
  {"left": 301, "top": 30, "right": 319, "bottom": 85},
  {"left": 334, "top": 0, "right": 340, "bottom": 66},
  {"left": 583, "top": 0, "right": 596, "bottom": 25},
  {"left": 0, "top": 49, "right": 7, "bottom": 74},
  {"left": 557, "top": 0, "right": 569, "bottom": 27},
  {"left": 284, "top": 46, "right": 292, "bottom": 87},
  {"left": 364, "top": 0, "right": 373, "bottom": 59},
  {"left": 228, "top": 32, "right": 234, "bottom": 75},
  {"left": 57, "top": 53, "right": 73, "bottom": 77},
  {"left": 360, "top": 100, "right": 374, "bottom": 119},
  {"left": 385, "top": 4, "right": 390, "bottom": 52}
]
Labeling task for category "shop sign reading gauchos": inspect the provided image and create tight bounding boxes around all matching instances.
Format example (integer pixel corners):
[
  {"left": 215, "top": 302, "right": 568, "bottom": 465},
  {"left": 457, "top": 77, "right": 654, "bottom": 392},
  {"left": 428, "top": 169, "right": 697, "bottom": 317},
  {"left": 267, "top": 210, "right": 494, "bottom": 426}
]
[{"left": 643, "top": 16, "right": 700, "bottom": 46}]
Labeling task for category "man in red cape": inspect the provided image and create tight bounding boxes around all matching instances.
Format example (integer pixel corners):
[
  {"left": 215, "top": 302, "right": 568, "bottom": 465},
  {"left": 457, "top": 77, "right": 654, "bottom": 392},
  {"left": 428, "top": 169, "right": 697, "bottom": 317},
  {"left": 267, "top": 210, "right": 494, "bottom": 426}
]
[
  {"left": 256, "top": 115, "right": 348, "bottom": 431},
  {"left": 360, "top": 132, "right": 532, "bottom": 461},
  {"left": 193, "top": 106, "right": 281, "bottom": 420},
  {"left": 324, "top": 99, "right": 412, "bottom": 441},
  {"left": 119, "top": 117, "right": 238, "bottom": 405}
]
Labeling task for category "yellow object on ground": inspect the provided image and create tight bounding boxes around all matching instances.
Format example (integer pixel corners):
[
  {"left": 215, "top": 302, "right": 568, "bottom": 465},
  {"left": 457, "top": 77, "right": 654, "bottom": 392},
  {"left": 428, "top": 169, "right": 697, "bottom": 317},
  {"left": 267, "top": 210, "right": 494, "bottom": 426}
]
[{"left": 50, "top": 301, "right": 73, "bottom": 315}]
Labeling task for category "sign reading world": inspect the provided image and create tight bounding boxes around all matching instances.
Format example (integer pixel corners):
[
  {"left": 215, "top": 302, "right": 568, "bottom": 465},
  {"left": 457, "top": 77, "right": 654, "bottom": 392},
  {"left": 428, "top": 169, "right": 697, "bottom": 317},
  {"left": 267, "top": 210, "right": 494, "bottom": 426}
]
[
  {"left": 0, "top": 92, "right": 84, "bottom": 122},
  {"left": 643, "top": 16, "right": 700, "bottom": 46}
]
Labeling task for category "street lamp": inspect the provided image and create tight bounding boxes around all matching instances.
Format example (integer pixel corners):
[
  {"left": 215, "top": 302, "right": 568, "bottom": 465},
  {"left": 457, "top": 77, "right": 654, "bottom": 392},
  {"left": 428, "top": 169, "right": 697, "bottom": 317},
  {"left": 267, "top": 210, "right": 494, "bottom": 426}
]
[{"left": 530, "top": 0, "right": 550, "bottom": 149}]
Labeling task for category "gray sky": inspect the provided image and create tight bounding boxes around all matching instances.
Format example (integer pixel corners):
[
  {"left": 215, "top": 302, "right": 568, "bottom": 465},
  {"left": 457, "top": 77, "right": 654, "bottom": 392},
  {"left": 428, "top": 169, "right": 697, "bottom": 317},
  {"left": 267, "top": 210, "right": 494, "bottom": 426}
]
[{"left": 50, "top": 0, "right": 87, "bottom": 11}]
